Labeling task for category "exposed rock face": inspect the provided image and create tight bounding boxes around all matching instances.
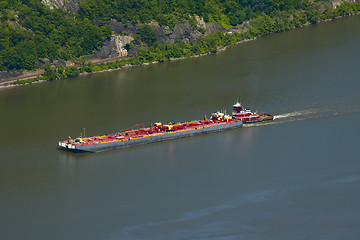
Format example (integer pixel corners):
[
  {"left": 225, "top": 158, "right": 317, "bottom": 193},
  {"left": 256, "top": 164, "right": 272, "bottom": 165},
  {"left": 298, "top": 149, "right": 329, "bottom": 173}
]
[
  {"left": 88, "top": 17, "right": 227, "bottom": 59},
  {"left": 42, "top": 0, "right": 84, "bottom": 13},
  {"left": 87, "top": 35, "right": 134, "bottom": 60},
  {"left": 228, "top": 21, "right": 250, "bottom": 33},
  {"left": 161, "top": 22, "right": 203, "bottom": 44},
  {"left": 332, "top": 0, "right": 357, "bottom": 7},
  {"left": 0, "top": 70, "right": 23, "bottom": 81},
  {"left": 110, "top": 17, "right": 226, "bottom": 45},
  {"left": 110, "top": 21, "right": 140, "bottom": 35},
  {"left": 155, "top": 20, "right": 226, "bottom": 44},
  {"left": 195, "top": 16, "right": 206, "bottom": 29}
]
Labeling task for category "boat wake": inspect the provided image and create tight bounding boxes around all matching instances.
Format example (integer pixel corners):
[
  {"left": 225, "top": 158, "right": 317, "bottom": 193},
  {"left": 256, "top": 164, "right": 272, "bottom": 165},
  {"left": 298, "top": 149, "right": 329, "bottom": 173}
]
[
  {"left": 273, "top": 109, "right": 319, "bottom": 120},
  {"left": 244, "top": 102, "right": 360, "bottom": 128}
]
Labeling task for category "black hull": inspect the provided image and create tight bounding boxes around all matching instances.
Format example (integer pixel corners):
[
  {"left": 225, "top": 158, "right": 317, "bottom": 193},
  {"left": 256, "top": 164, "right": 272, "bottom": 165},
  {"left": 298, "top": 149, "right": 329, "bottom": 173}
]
[{"left": 57, "top": 147, "right": 91, "bottom": 153}]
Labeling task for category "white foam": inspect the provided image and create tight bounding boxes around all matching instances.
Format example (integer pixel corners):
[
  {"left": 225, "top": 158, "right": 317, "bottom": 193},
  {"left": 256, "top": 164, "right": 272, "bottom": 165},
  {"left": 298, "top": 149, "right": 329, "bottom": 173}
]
[{"left": 273, "top": 109, "right": 319, "bottom": 120}]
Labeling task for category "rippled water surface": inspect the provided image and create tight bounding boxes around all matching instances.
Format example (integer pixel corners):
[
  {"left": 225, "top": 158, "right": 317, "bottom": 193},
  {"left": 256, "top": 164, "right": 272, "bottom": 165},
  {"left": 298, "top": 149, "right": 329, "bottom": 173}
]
[{"left": 1, "top": 16, "right": 360, "bottom": 240}]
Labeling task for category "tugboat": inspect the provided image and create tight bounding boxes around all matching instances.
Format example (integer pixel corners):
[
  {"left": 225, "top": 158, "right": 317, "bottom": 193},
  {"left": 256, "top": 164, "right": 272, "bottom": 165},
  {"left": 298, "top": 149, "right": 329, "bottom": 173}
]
[{"left": 232, "top": 101, "right": 273, "bottom": 123}]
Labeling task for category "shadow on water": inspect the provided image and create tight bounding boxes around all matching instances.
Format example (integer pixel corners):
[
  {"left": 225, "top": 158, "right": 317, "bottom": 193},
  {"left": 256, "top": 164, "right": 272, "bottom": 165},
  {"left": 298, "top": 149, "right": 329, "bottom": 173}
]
[{"left": 58, "top": 149, "right": 93, "bottom": 161}]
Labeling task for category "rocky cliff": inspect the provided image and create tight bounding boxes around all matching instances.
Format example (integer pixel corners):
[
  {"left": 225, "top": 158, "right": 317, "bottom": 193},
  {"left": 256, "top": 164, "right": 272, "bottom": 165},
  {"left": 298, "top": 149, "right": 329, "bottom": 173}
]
[
  {"left": 40, "top": 0, "right": 228, "bottom": 59},
  {"left": 2, "top": 0, "right": 357, "bottom": 83},
  {"left": 89, "top": 18, "right": 227, "bottom": 60},
  {"left": 86, "top": 35, "right": 134, "bottom": 61},
  {"left": 109, "top": 18, "right": 226, "bottom": 44},
  {"left": 42, "top": 0, "right": 84, "bottom": 13},
  {"left": 332, "top": 0, "right": 357, "bottom": 7}
]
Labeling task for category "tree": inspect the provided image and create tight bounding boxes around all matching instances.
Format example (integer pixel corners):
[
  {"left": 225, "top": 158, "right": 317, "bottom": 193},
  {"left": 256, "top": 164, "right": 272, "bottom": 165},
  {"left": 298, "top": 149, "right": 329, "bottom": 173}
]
[
  {"left": 43, "top": 63, "right": 57, "bottom": 80},
  {"left": 138, "top": 25, "right": 157, "bottom": 46}
]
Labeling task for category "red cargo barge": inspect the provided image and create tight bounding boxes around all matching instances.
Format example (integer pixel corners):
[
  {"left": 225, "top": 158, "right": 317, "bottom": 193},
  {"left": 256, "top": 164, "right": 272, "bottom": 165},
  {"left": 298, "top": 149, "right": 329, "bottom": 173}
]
[{"left": 58, "top": 102, "right": 272, "bottom": 153}]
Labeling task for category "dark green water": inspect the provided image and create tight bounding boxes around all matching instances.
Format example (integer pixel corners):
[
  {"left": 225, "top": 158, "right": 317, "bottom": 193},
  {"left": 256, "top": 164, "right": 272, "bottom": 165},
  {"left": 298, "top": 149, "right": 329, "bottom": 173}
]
[{"left": 1, "top": 15, "right": 360, "bottom": 240}]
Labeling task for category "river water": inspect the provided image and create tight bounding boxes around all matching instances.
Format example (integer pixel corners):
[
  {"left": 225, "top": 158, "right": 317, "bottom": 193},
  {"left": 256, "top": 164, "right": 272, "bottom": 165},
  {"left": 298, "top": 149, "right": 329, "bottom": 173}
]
[{"left": 1, "top": 16, "right": 360, "bottom": 240}]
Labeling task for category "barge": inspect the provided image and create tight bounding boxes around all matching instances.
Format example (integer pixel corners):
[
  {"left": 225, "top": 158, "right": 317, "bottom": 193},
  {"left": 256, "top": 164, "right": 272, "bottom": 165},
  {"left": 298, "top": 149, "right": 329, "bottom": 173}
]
[{"left": 58, "top": 102, "right": 272, "bottom": 153}]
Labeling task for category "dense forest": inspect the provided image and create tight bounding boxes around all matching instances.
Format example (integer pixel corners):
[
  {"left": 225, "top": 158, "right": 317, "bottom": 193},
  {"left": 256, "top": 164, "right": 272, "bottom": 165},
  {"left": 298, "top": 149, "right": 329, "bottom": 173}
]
[
  {"left": 77, "top": 0, "right": 303, "bottom": 27},
  {"left": 1, "top": 0, "right": 360, "bottom": 77},
  {"left": 0, "top": 0, "right": 111, "bottom": 70}
]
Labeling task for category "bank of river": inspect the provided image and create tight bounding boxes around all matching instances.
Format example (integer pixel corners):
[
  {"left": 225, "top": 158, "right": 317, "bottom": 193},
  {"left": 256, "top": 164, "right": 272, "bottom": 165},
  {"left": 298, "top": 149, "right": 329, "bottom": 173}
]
[
  {"left": 2, "top": 11, "right": 359, "bottom": 89},
  {"left": 0, "top": 14, "right": 360, "bottom": 240}
]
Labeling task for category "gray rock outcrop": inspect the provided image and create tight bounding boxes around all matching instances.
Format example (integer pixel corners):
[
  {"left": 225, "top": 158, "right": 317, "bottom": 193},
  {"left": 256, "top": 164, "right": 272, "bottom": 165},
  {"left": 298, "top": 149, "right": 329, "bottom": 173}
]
[
  {"left": 160, "top": 22, "right": 203, "bottom": 44},
  {"left": 87, "top": 35, "right": 135, "bottom": 60},
  {"left": 332, "top": 0, "right": 357, "bottom": 7},
  {"left": 110, "top": 17, "right": 226, "bottom": 45},
  {"left": 90, "top": 17, "right": 227, "bottom": 59},
  {"left": 0, "top": 70, "right": 23, "bottom": 81},
  {"left": 42, "top": 0, "right": 84, "bottom": 13}
]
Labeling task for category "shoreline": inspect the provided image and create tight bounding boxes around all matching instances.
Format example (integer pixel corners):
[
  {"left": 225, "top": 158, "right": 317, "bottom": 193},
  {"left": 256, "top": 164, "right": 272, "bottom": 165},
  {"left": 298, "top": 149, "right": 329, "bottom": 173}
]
[
  {"left": 1, "top": 13, "right": 359, "bottom": 89},
  {"left": 0, "top": 37, "right": 258, "bottom": 89}
]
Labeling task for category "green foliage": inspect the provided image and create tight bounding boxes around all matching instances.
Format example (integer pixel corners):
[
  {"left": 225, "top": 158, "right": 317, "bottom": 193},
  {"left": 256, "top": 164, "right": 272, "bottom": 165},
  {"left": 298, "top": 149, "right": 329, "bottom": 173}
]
[
  {"left": 335, "top": 1, "right": 360, "bottom": 16},
  {"left": 65, "top": 66, "right": 80, "bottom": 78},
  {"left": 199, "top": 27, "right": 206, "bottom": 34},
  {"left": 156, "top": 14, "right": 176, "bottom": 29},
  {"left": 76, "top": 0, "right": 304, "bottom": 27},
  {"left": 15, "top": 77, "right": 42, "bottom": 85},
  {"left": 132, "top": 31, "right": 244, "bottom": 63},
  {"left": 188, "top": 16, "right": 198, "bottom": 28},
  {"left": 245, "top": 1, "right": 360, "bottom": 38},
  {"left": 2, "top": 0, "right": 360, "bottom": 74},
  {"left": 0, "top": 0, "right": 111, "bottom": 71},
  {"left": 306, "top": 8, "right": 321, "bottom": 23},
  {"left": 138, "top": 25, "right": 157, "bottom": 45},
  {"left": 248, "top": 13, "right": 275, "bottom": 37},
  {"left": 43, "top": 63, "right": 57, "bottom": 80}
]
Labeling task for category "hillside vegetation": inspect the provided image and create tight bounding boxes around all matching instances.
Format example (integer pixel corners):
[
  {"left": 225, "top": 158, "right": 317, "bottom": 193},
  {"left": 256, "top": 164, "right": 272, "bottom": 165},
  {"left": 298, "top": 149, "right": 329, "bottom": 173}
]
[
  {"left": 1, "top": 0, "right": 360, "bottom": 77},
  {"left": 77, "top": 0, "right": 302, "bottom": 28},
  {"left": 0, "top": 0, "right": 111, "bottom": 71}
]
